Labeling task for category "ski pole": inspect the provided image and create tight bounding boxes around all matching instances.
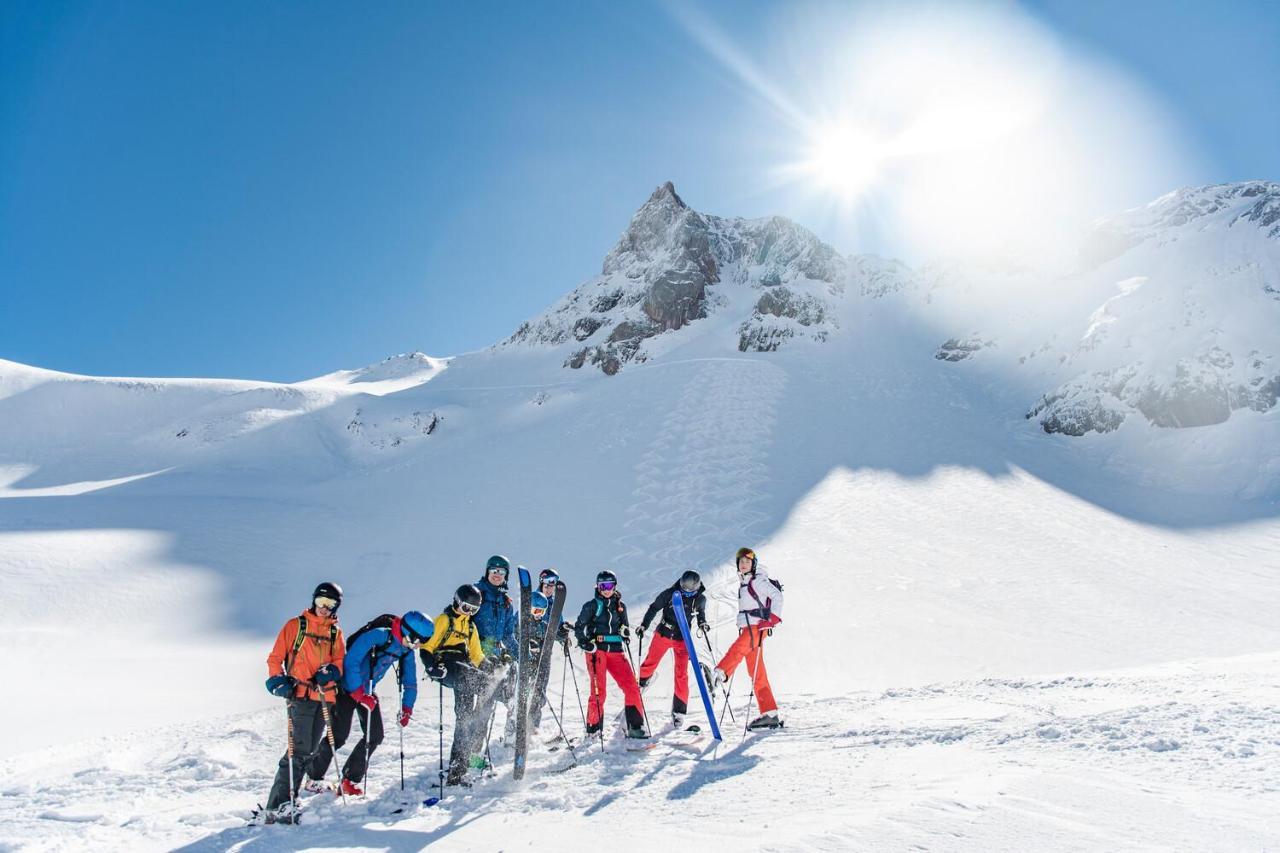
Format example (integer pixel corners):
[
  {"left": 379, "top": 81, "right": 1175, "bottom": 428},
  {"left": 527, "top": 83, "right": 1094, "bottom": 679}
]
[
  {"left": 623, "top": 638, "right": 652, "bottom": 738},
  {"left": 585, "top": 650, "right": 605, "bottom": 753},
  {"left": 559, "top": 639, "right": 568, "bottom": 728},
  {"left": 397, "top": 669, "right": 405, "bottom": 792},
  {"left": 743, "top": 630, "right": 765, "bottom": 737},
  {"left": 563, "top": 639, "right": 588, "bottom": 730},
  {"left": 436, "top": 679, "right": 445, "bottom": 796},
  {"left": 285, "top": 699, "right": 297, "bottom": 813},
  {"left": 317, "top": 685, "right": 346, "bottom": 804},
  {"left": 543, "top": 693, "right": 579, "bottom": 767}
]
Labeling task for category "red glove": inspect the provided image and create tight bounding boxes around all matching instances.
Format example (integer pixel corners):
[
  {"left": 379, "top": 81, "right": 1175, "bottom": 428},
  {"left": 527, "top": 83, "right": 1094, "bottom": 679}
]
[
  {"left": 398, "top": 705, "right": 412, "bottom": 728},
  {"left": 350, "top": 687, "right": 377, "bottom": 712}
]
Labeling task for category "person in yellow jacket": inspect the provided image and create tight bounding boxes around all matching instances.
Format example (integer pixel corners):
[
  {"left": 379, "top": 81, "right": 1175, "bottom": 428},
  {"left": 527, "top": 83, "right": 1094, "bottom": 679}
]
[{"left": 418, "top": 584, "right": 493, "bottom": 786}]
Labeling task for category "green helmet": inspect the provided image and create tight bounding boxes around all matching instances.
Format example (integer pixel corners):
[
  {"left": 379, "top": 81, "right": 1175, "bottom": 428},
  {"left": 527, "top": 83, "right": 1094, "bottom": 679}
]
[{"left": 485, "top": 555, "right": 511, "bottom": 573}]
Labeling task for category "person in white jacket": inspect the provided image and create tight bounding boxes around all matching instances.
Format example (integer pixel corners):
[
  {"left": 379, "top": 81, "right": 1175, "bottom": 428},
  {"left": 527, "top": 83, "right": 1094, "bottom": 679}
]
[{"left": 711, "top": 547, "right": 784, "bottom": 729}]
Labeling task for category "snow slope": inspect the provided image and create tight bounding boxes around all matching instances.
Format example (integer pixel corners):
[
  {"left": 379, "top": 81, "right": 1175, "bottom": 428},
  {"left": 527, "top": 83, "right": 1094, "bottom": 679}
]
[{"left": 2, "top": 183, "right": 1279, "bottom": 851}]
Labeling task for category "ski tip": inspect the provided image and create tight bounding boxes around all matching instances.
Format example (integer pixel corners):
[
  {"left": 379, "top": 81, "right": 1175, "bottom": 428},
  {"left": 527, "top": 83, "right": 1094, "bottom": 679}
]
[{"left": 423, "top": 796, "right": 441, "bottom": 807}]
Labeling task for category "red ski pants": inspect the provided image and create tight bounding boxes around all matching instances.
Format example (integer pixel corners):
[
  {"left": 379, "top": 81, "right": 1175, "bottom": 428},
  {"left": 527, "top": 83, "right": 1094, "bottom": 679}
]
[
  {"left": 638, "top": 634, "right": 689, "bottom": 711},
  {"left": 716, "top": 626, "right": 777, "bottom": 714},
  {"left": 585, "top": 650, "right": 645, "bottom": 727}
]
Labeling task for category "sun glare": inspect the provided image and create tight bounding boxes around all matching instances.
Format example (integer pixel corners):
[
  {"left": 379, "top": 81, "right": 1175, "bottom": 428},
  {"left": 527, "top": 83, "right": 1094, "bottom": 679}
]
[{"left": 803, "top": 123, "right": 885, "bottom": 201}]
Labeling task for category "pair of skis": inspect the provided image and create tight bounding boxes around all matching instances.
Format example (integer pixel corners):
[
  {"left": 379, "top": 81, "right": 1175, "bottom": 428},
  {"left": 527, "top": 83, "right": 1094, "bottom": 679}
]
[{"left": 513, "top": 568, "right": 567, "bottom": 780}]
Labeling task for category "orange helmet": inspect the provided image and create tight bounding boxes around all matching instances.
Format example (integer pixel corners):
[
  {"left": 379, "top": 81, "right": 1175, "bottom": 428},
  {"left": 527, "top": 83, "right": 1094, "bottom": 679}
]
[{"left": 735, "top": 547, "right": 757, "bottom": 571}]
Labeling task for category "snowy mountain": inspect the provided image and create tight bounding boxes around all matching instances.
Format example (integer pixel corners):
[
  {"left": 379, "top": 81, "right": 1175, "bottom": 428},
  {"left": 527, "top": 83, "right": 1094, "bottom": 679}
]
[{"left": 2, "top": 181, "right": 1279, "bottom": 850}]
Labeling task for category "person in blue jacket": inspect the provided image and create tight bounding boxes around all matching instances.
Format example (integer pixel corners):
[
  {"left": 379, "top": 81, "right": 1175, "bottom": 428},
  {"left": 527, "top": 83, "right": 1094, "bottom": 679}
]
[
  {"left": 504, "top": 590, "right": 553, "bottom": 739},
  {"left": 306, "top": 610, "right": 432, "bottom": 796},
  {"left": 473, "top": 556, "right": 518, "bottom": 746}
]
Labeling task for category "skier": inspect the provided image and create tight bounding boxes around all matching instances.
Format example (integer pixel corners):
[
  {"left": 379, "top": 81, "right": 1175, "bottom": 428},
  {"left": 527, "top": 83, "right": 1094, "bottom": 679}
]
[
  {"left": 418, "top": 584, "right": 491, "bottom": 786},
  {"left": 472, "top": 555, "right": 518, "bottom": 749},
  {"left": 259, "top": 581, "right": 347, "bottom": 824},
  {"left": 574, "top": 570, "right": 647, "bottom": 739},
  {"left": 503, "top": 589, "right": 552, "bottom": 740},
  {"left": 711, "top": 547, "right": 785, "bottom": 730},
  {"left": 540, "top": 568, "right": 573, "bottom": 641},
  {"left": 636, "top": 570, "right": 709, "bottom": 728},
  {"left": 306, "top": 610, "right": 433, "bottom": 796}
]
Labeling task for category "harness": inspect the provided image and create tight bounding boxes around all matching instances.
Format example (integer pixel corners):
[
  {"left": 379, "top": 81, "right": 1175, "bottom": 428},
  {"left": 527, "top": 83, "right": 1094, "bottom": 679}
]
[
  {"left": 285, "top": 614, "right": 338, "bottom": 676},
  {"left": 742, "top": 577, "right": 772, "bottom": 622}
]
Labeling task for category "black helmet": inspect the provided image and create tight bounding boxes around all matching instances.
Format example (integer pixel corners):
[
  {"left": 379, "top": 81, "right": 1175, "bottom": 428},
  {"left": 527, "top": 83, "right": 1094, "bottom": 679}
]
[
  {"left": 679, "top": 570, "right": 701, "bottom": 593},
  {"left": 486, "top": 555, "right": 511, "bottom": 573},
  {"left": 454, "top": 584, "right": 482, "bottom": 615},
  {"left": 596, "top": 569, "right": 618, "bottom": 587},
  {"left": 312, "top": 581, "right": 343, "bottom": 612},
  {"left": 539, "top": 568, "right": 559, "bottom": 585}
]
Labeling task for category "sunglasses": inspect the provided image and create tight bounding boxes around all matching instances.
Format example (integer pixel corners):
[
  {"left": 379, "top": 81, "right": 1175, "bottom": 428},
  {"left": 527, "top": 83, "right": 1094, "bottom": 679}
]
[
  {"left": 314, "top": 596, "right": 339, "bottom": 611},
  {"left": 457, "top": 601, "right": 480, "bottom": 615},
  {"left": 597, "top": 581, "right": 616, "bottom": 591}
]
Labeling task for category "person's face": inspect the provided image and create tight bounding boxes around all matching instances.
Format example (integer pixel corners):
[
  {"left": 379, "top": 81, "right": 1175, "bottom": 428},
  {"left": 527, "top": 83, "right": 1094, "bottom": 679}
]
[
  {"left": 737, "top": 556, "right": 754, "bottom": 574},
  {"left": 487, "top": 567, "right": 508, "bottom": 585},
  {"left": 314, "top": 596, "right": 338, "bottom": 616},
  {"left": 540, "top": 580, "right": 556, "bottom": 596},
  {"left": 598, "top": 583, "right": 616, "bottom": 598}
]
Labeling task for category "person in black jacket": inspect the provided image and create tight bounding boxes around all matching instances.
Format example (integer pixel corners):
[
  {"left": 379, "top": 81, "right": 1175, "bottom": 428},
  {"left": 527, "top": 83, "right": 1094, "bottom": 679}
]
[
  {"left": 574, "top": 570, "right": 647, "bottom": 738},
  {"left": 636, "top": 570, "right": 709, "bottom": 728}
]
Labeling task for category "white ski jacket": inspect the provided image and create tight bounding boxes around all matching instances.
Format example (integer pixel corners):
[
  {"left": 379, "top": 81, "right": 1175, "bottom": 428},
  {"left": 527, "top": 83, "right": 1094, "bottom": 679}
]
[{"left": 737, "top": 568, "right": 784, "bottom": 628}]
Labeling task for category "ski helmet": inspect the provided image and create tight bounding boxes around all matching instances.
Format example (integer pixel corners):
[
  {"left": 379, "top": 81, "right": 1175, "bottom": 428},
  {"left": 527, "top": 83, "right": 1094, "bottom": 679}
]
[
  {"left": 679, "top": 570, "right": 701, "bottom": 595},
  {"left": 454, "top": 584, "right": 482, "bottom": 614},
  {"left": 735, "top": 547, "right": 757, "bottom": 572},
  {"left": 596, "top": 569, "right": 618, "bottom": 589},
  {"left": 485, "top": 555, "right": 511, "bottom": 574},
  {"left": 400, "top": 610, "right": 434, "bottom": 643},
  {"left": 312, "top": 581, "right": 343, "bottom": 612},
  {"left": 531, "top": 591, "right": 550, "bottom": 614}
]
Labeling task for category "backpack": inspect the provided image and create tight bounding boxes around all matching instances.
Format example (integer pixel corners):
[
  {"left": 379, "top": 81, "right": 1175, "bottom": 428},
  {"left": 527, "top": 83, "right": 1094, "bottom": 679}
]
[{"left": 286, "top": 613, "right": 338, "bottom": 674}]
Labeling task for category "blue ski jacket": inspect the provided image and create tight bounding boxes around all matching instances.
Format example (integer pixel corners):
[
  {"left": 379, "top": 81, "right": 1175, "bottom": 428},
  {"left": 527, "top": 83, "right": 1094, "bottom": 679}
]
[
  {"left": 341, "top": 623, "right": 418, "bottom": 709},
  {"left": 474, "top": 576, "right": 517, "bottom": 657}
]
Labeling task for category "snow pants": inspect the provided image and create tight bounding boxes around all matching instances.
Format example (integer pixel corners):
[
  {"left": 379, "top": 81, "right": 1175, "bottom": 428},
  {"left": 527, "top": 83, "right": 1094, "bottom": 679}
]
[
  {"left": 447, "top": 664, "right": 498, "bottom": 781},
  {"left": 586, "top": 650, "right": 645, "bottom": 731},
  {"left": 266, "top": 698, "right": 326, "bottom": 810},
  {"left": 309, "top": 690, "right": 384, "bottom": 783},
  {"left": 716, "top": 626, "right": 777, "bottom": 714},
  {"left": 638, "top": 633, "right": 690, "bottom": 714}
]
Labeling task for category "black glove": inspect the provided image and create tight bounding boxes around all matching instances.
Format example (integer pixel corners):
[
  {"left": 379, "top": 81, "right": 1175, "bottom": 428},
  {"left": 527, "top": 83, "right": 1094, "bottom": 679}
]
[
  {"left": 499, "top": 652, "right": 514, "bottom": 665},
  {"left": 635, "top": 625, "right": 646, "bottom": 639},
  {"left": 528, "top": 640, "right": 541, "bottom": 657},
  {"left": 579, "top": 639, "right": 595, "bottom": 653},
  {"left": 698, "top": 621, "right": 710, "bottom": 634},
  {"left": 557, "top": 622, "right": 571, "bottom": 640},
  {"left": 427, "top": 663, "right": 448, "bottom": 681}
]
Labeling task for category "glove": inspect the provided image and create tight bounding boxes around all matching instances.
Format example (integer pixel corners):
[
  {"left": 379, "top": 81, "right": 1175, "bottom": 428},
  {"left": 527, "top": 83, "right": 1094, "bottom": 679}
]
[
  {"left": 499, "top": 652, "right": 513, "bottom": 666},
  {"left": 579, "top": 639, "right": 595, "bottom": 653},
  {"left": 350, "top": 687, "right": 377, "bottom": 712},
  {"left": 398, "top": 706, "right": 412, "bottom": 728},
  {"left": 621, "top": 625, "right": 631, "bottom": 640},
  {"left": 557, "top": 621, "right": 572, "bottom": 639},
  {"left": 265, "top": 674, "right": 296, "bottom": 697},
  {"left": 314, "top": 664, "right": 340, "bottom": 686},
  {"left": 427, "top": 663, "right": 448, "bottom": 681},
  {"left": 634, "top": 625, "right": 645, "bottom": 639},
  {"left": 698, "top": 621, "right": 710, "bottom": 634},
  {"left": 528, "top": 640, "right": 541, "bottom": 657}
]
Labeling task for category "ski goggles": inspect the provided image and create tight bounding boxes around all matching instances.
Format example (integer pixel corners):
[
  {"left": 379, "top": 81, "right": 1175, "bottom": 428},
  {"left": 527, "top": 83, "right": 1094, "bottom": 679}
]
[
  {"left": 314, "top": 596, "right": 339, "bottom": 611},
  {"left": 487, "top": 566, "right": 509, "bottom": 578},
  {"left": 456, "top": 600, "right": 480, "bottom": 615},
  {"left": 596, "top": 581, "right": 616, "bottom": 591},
  {"left": 679, "top": 578, "right": 699, "bottom": 593},
  {"left": 539, "top": 574, "right": 559, "bottom": 587},
  {"left": 531, "top": 606, "right": 548, "bottom": 619}
]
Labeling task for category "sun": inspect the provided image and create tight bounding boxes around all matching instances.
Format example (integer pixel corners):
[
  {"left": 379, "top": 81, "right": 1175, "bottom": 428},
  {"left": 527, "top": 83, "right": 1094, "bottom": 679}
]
[{"left": 800, "top": 122, "right": 886, "bottom": 202}]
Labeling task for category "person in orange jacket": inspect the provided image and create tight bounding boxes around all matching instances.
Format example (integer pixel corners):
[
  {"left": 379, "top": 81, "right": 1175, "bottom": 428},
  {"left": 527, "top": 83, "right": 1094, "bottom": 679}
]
[
  {"left": 259, "top": 581, "right": 347, "bottom": 823},
  {"left": 711, "top": 548, "right": 785, "bottom": 730}
]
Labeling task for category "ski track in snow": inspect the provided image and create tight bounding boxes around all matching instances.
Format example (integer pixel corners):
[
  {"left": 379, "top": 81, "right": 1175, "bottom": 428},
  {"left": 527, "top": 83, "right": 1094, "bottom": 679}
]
[
  {"left": 3, "top": 653, "right": 1276, "bottom": 852},
  {"left": 612, "top": 359, "right": 786, "bottom": 625}
]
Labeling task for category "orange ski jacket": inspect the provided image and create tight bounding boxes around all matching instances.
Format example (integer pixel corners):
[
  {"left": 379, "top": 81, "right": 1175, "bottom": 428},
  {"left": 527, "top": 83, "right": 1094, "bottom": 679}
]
[{"left": 266, "top": 609, "right": 346, "bottom": 701}]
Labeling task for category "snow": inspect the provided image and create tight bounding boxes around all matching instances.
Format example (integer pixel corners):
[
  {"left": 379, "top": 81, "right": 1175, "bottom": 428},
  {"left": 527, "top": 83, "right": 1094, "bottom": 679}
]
[{"left": 2, "top": 182, "right": 1280, "bottom": 850}]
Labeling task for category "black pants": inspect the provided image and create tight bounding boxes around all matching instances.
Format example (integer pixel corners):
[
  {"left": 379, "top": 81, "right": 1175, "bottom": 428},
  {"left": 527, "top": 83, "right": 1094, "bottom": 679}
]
[
  {"left": 307, "top": 690, "right": 384, "bottom": 783},
  {"left": 446, "top": 664, "right": 497, "bottom": 782},
  {"left": 266, "top": 698, "right": 326, "bottom": 810}
]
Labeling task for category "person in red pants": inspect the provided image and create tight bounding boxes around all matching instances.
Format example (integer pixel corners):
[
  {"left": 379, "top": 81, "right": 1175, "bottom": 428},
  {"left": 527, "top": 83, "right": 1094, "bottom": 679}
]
[
  {"left": 636, "top": 570, "right": 709, "bottom": 728},
  {"left": 574, "top": 570, "right": 648, "bottom": 739},
  {"left": 712, "top": 547, "right": 785, "bottom": 730}
]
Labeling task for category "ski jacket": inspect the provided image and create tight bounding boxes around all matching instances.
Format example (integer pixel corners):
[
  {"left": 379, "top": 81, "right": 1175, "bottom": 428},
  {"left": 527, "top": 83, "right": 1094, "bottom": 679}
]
[
  {"left": 574, "top": 593, "right": 630, "bottom": 653},
  {"left": 420, "top": 607, "right": 485, "bottom": 668},
  {"left": 340, "top": 618, "right": 419, "bottom": 709},
  {"left": 473, "top": 577, "right": 517, "bottom": 656},
  {"left": 266, "top": 609, "right": 347, "bottom": 702},
  {"left": 737, "top": 568, "right": 784, "bottom": 628},
  {"left": 641, "top": 581, "right": 708, "bottom": 640}
]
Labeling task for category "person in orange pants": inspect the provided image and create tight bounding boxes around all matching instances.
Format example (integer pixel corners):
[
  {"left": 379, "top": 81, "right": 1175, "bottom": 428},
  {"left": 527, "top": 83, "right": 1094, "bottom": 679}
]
[
  {"left": 636, "top": 570, "right": 709, "bottom": 728},
  {"left": 574, "top": 570, "right": 648, "bottom": 739},
  {"left": 712, "top": 547, "right": 785, "bottom": 730}
]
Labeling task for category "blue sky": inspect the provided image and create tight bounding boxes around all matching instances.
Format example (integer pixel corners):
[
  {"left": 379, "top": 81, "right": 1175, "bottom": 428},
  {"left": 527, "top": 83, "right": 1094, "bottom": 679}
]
[{"left": 2, "top": 1, "right": 1277, "bottom": 381}]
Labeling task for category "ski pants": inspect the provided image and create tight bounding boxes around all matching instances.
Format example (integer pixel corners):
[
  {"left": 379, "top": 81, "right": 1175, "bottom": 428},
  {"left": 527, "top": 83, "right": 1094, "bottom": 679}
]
[
  {"left": 267, "top": 698, "right": 326, "bottom": 810},
  {"left": 309, "top": 689, "right": 384, "bottom": 783},
  {"left": 638, "top": 633, "right": 690, "bottom": 714},
  {"left": 716, "top": 626, "right": 777, "bottom": 714},
  {"left": 586, "top": 650, "right": 645, "bottom": 730},
  {"left": 447, "top": 664, "right": 497, "bottom": 780}
]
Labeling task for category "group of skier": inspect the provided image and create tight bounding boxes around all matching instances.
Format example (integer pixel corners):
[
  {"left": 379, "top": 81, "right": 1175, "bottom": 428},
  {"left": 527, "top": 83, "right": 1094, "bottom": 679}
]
[{"left": 255, "top": 547, "right": 783, "bottom": 824}]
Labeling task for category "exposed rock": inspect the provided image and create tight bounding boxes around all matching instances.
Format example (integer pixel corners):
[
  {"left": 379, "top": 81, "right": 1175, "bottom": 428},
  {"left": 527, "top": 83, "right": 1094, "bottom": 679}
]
[{"left": 936, "top": 337, "right": 993, "bottom": 362}]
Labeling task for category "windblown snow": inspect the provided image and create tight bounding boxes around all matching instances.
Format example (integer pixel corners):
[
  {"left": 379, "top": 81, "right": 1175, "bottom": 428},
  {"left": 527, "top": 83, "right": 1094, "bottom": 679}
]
[{"left": 2, "top": 181, "right": 1279, "bottom": 851}]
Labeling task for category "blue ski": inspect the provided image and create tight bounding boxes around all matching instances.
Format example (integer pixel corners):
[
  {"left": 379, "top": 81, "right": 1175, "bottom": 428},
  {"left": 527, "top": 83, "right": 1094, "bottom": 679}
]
[{"left": 670, "top": 589, "right": 723, "bottom": 741}]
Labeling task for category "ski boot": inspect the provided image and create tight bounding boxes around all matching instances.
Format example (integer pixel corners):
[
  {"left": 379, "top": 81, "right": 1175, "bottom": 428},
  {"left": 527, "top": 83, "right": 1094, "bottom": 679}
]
[
  {"left": 747, "top": 712, "right": 783, "bottom": 730},
  {"left": 259, "top": 801, "right": 301, "bottom": 825},
  {"left": 301, "top": 778, "right": 332, "bottom": 795},
  {"left": 339, "top": 778, "right": 364, "bottom": 797},
  {"left": 625, "top": 726, "right": 648, "bottom": 739},
  {"left": 672, "top": 712, "right": 686, "bottom": 729}
]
